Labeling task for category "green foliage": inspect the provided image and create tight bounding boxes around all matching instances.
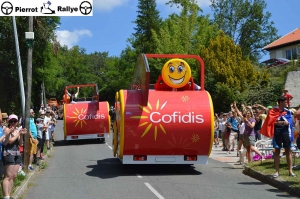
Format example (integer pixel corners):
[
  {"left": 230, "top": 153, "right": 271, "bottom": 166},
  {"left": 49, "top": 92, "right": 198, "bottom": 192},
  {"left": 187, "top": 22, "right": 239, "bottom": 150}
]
[
  {"left": 210, "top": 0, "right": 279, "bottom": 61},
  {"left": 0, "top": 16, "right": 60, "bottom": 113},
  {"left": 132, "top": 0, "right": 162, "bottom": 54},
  {"left": 151, "top": 1, "right": 219, "bottom": 83},
  {"left": 199, "top": 31, "right": 266, "bottom": 112}
]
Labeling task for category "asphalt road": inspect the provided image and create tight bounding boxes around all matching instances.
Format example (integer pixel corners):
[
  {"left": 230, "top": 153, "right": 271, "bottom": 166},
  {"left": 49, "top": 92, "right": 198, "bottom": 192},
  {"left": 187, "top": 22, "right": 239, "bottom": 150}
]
[{"left": 24, "top": 120, "right": 296, "bottom": 199}]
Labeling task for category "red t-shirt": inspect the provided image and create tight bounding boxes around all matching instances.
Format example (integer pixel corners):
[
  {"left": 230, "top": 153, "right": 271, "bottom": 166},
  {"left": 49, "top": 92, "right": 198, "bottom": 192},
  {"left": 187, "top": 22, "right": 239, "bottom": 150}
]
[{"left": 284, "top": 93, "right": 293, "bottom": 106}]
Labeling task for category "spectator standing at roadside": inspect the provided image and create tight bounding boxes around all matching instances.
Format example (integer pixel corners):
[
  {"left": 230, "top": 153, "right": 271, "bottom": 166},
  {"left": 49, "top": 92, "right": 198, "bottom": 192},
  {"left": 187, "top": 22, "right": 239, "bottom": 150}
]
[
  {"left": 43, "top": 110, "right": 53, "bottom": 150},
  {"left": 0, "top": 109, "right": 8, "bottom": 181},
  {"left": 1, "top": 112, "right": 9, "bottom": 127},
  {"left": 234, "top": 105, "right": 263, "bottom": 163},
  {"left": 261, "top": 96, "right": 295, "bottom": 178},
  {"left": 237, "top": 114, "right": 246, "bottom": 158},
  {"left": 225, "top": 110, "right": 241, "bottom": 153},
  {"left": 213, "top": 114, "right": 219, "bottom": 147},
  {"left": 2, "top": 114, "right": 27, "bottom": 199},
  {"left": 221, "top": 114, "right": 228, "bottom": 151},
  {"left": 36, "top": 118, "right": 45, "bottom": 161},
  {"left": 282, "top": 88, "right": 293, "bottom": 108},
  {"left": 28, "top": 109, "right": 38, "bottom": 171},
  {"left": 218, "top": 113, "right": 224, "bottom": 147}
]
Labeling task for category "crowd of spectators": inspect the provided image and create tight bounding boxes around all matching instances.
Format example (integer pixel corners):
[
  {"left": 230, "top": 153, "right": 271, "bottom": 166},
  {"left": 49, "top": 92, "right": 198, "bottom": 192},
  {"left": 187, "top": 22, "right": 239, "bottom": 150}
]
[
  {"left": 213, "top": 88, "right": 300, "bottom": 178},
  {"left": 0, "top": 105, "right": 57, "bottom": 199}
]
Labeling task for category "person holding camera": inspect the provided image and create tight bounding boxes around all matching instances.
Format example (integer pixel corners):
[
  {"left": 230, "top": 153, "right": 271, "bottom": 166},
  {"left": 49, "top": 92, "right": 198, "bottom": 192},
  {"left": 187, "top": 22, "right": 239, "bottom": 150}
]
[{"left": 2, "top": 114, "right": 27, "bottom": 199}]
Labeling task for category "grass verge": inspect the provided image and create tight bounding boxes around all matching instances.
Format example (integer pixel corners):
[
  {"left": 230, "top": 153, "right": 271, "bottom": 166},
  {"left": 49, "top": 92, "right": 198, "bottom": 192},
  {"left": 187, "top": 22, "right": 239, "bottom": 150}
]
[
  {"left": 0, "top": 172, "right": 27, "bottom": 198},
  {"left": 247, "top": 157, "right": 300, "bottom": 188}
]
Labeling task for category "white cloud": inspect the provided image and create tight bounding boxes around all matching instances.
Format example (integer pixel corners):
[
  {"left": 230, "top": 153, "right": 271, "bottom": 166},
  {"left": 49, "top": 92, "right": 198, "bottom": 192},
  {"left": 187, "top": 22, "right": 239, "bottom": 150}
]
[
  {"left": 93, "top": 0, "right": 130, "bottom": 12},
  {"left": 56, "top": 29, "right": 92, "bottom": 48}
]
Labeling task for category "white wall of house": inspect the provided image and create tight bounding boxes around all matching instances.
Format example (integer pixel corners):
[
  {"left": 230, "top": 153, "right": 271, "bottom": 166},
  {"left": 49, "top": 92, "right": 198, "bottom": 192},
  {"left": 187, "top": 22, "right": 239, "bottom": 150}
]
[{"left": 269, "top": 44, "right": 299, "bottom": 59}]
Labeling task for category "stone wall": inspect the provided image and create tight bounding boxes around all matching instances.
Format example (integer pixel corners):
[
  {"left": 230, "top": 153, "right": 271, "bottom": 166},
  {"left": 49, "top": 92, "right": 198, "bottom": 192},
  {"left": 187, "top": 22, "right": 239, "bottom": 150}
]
[{"left": 285, "top": 70, "right": 300, "bottom": 108}]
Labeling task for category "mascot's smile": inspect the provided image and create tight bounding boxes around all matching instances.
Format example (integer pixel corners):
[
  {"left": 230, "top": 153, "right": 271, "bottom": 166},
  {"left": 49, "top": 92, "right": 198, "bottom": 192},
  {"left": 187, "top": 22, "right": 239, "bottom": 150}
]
[{"left": 169, "top": 72, "right": 186, "bottom": 84}]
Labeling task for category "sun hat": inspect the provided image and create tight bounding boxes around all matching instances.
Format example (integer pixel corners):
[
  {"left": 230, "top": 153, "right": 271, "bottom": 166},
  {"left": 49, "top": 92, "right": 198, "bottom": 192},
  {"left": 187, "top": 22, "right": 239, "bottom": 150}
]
[
  {"left": 1, "top": 113, "right": 8, "bottom": 119},
  {"left": 8, "top": 114, "right": 18, "bottom": 121},
  {"left": 283, "top": 88, "right": 288, "bottom": 91}
]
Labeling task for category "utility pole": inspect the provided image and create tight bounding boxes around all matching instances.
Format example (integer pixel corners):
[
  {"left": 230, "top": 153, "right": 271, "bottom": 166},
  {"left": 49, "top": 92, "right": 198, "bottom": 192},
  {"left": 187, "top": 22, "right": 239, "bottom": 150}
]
[
  {"left": 12, "top": 16, "right": 26, "bottom": 123},
  {"left": 24, "top": 16, "right": 34, "bottom": 172}
]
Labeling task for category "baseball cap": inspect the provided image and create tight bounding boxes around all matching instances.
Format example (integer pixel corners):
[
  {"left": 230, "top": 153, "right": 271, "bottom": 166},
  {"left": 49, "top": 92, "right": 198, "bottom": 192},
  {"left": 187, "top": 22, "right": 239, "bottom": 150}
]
[{"left": 36, "top": 118, "right": 43, "bottom": 122}]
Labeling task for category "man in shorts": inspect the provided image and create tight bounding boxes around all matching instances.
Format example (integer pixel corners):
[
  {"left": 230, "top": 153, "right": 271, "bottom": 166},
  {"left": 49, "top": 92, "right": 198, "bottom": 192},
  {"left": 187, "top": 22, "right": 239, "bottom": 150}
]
[{"left": 272, "top": 96, "right": 295, "bottom": 178}]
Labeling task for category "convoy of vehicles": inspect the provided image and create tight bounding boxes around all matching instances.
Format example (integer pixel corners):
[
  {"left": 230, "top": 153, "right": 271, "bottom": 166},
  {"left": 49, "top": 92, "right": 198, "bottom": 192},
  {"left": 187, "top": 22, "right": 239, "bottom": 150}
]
[{"left": 60, "top": 54, "right": 213, "bottom": 165}]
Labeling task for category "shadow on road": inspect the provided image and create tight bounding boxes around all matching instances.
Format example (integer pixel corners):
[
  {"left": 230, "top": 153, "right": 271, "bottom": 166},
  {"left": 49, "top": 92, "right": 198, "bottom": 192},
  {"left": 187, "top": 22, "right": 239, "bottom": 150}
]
[
  {"left": 54, "top": 139, "right": 105, "bottom": 147},
  {"left": 85, "top": 158, "right": 202, "bottom": 179}
]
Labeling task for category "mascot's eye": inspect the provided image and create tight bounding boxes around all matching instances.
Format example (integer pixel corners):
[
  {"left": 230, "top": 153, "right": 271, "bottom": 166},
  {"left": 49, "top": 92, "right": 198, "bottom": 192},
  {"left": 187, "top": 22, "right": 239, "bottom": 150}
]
[
  {"left": 169, "top": 66, "right": 175, "bottom": 73},
  {"left": 178, "top": 65, "right": 183, "bottom": 72}
]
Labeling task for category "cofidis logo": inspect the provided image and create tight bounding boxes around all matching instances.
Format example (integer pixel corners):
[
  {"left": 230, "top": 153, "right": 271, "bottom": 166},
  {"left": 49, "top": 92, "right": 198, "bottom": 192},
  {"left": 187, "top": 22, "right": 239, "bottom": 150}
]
[
  {"left": 0, "top": 0, "right": 93, "bottom": 16},
  {"left": 70, "top": 107, "right": 105, "bottom": 128},
  {"left": 130, "top": 100, "right": 204, "bottom": 140}
]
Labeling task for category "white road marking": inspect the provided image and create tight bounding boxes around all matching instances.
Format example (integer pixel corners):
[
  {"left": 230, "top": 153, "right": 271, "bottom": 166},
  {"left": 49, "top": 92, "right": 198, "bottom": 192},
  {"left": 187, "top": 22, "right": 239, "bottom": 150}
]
[
  {"left": 105, "top": 142, "right": 113, "bottom": 150},
  {"left": 144, "top": 182, "right": 165, "bottom": 199},
  {"left": 136, "top": 174, "right": 142, "bottom": 178}
]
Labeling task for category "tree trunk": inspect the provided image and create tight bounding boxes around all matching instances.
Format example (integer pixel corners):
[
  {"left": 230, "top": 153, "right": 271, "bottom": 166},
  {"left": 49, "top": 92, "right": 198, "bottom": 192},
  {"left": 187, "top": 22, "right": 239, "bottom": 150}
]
[{"left": 24, "top": 16, "right": 33, "bottom": 172}]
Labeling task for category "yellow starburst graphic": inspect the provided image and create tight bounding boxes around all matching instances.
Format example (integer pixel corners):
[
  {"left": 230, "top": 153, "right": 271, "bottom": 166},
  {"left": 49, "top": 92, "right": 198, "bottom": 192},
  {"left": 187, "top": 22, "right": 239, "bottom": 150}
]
[
  {"left": 69, "top": 107, "right": 87, "bottom": 128},
  {"left": 191, "top": 133, "right": 200, "bottom": 143},
  {"left": 181, "top": 96, "right": 190, "bottom": 102},
  {"left": 130, "top": 100, "right": 167, "bottom": 141}
]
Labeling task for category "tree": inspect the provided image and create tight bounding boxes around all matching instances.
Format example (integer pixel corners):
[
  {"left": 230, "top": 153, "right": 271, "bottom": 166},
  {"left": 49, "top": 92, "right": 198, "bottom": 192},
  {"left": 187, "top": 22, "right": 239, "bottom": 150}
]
[
  {"left": 210, "top": 0, "right": 279, "bottom": 61},
  {"left": 131, "top": 0, "right": 162, "bottom": 54},
  {"left": 151, "top": 0, "right": 219, "bottom": 83},
  {"left": 199, "top": 31, "right": 268, "bottom": 112},
  {"left": 0, "top": 16, "right": 60, "bottom": 113}
]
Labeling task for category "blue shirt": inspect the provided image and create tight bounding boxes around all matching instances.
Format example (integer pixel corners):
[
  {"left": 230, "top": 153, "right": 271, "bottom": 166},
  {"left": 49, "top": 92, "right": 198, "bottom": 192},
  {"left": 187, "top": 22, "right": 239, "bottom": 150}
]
[
  {"left": 30, "top": 118, "right": 38, "bottom": 139},
  {"left": 0, "top": 127, "right": 4, "bottom": 160},
  {"left": 227, "top": 116, "right": 241, "bottom": 131}
]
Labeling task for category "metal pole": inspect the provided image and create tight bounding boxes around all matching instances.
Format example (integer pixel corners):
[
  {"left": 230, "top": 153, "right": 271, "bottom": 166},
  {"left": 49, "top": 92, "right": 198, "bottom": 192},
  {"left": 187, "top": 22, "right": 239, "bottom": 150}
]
[{"left": 12, "top": 16, "right": 25, "bottom": 122}]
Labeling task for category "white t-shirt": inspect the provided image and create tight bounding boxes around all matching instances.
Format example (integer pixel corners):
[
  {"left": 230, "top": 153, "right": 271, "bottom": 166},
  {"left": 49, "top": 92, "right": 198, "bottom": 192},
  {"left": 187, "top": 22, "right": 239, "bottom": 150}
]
[
  {"left": 218, "top": 118, "right": 223, "bottom": 131},
  {"left": 239, "top": 122, "right": 245, "bottom": 135}
]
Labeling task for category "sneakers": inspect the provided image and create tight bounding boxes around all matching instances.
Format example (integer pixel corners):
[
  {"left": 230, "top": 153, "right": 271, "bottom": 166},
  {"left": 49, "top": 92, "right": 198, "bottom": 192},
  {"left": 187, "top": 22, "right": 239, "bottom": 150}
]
[
  {"left": 28, "top": 165, "right": 35, "bottom": 171},
  {"left": 40, "top": 154, "right": 45, "bottom": 160}
]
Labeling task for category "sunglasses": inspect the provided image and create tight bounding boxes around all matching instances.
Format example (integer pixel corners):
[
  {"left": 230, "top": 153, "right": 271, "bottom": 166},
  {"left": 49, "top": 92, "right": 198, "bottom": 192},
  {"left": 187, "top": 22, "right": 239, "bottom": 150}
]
[{"left": 9, "top": 120, "right": 18, "bottom": 123}]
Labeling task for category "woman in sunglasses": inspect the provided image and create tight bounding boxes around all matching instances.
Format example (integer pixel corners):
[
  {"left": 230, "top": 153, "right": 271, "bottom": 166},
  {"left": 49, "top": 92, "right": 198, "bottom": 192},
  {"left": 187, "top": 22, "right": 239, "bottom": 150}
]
[{"left": 1, "top": 114, "right": 27, "bottom": 199}]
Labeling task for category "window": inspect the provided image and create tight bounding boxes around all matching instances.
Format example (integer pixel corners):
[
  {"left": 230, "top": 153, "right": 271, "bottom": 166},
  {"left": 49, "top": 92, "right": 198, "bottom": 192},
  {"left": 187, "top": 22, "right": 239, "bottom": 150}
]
[
  {"left": 286, "top": 50, "right": 291, "bottom": 60},
  {"left": 292, "top": 48, "right": 297, "bottom": 60}
]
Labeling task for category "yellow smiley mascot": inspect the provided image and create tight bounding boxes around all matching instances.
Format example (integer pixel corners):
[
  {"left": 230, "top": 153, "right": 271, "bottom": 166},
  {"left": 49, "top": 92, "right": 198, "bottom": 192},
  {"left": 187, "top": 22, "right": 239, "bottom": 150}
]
[{"left": 161, "top": 59, "right": 192, "bottom": 88}]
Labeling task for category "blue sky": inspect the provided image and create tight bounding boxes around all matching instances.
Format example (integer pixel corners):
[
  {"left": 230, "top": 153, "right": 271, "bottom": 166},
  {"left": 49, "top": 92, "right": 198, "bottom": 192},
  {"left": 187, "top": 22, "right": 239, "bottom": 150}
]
[{"left": 56, "top": 0, "right": 300, "bottom": 62}]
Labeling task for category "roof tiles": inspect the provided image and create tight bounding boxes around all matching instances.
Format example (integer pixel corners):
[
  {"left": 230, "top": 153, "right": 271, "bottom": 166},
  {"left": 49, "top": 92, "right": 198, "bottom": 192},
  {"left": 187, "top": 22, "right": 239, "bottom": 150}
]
[{"left": 264, "top": 28, "right": 300, "bottom": 50}]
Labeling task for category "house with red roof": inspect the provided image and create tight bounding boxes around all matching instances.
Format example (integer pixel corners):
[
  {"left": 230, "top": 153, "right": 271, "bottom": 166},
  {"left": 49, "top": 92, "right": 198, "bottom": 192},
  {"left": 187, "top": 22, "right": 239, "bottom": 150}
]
[{"left": 263, "top": 28, "right": 300, "bottom": 60}]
